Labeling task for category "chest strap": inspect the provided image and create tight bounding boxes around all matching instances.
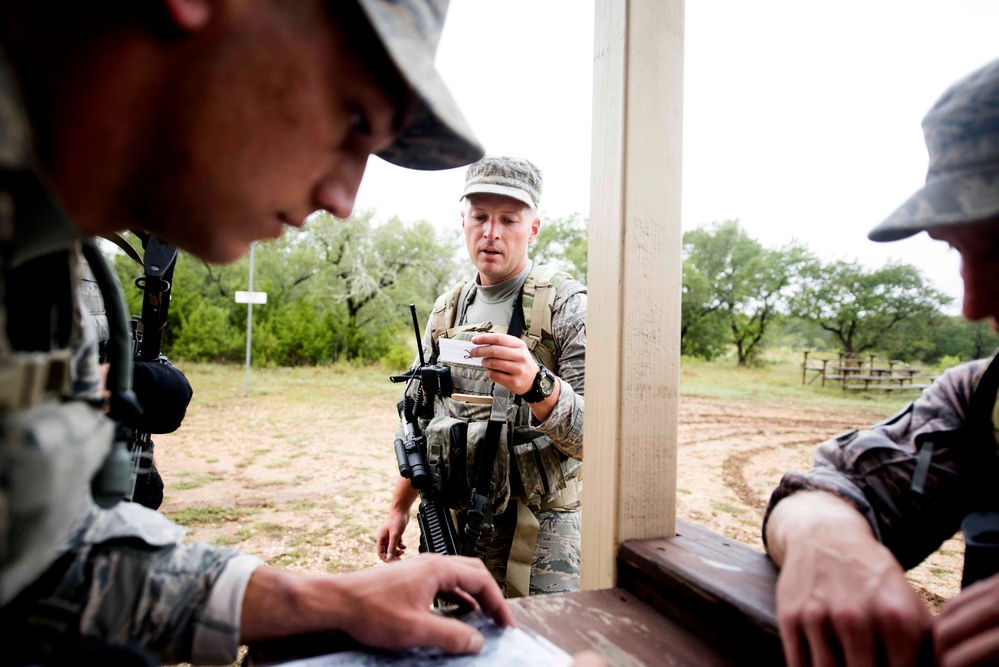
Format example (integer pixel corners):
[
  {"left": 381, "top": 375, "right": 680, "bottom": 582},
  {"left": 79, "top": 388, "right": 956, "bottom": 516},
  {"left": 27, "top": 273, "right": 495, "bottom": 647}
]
[{"left": 461, "top": 289, "right": 526, "bottom": 556}]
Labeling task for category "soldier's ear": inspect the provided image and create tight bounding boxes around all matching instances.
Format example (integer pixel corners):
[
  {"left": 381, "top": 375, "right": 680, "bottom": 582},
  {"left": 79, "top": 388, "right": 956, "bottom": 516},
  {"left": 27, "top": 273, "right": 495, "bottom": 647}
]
[
  {"left": 529, "top": 217, "right": 541, "bottom": 242},
  {"left": 161, "top": 0, "right": 211, "bottom": 31}
]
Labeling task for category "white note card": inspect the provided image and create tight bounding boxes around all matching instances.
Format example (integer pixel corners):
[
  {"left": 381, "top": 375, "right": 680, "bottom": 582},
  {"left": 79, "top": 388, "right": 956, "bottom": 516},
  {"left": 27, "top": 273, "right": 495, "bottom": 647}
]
[{"left": 438, "top": 338, "right": 483, "bottom": 367}]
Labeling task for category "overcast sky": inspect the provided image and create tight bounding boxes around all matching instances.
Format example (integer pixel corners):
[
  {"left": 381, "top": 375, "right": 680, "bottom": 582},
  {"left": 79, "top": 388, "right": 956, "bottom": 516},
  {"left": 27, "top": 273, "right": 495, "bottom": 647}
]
[{"left": 353, "top": 1, "right": 999, "bottom": 310}]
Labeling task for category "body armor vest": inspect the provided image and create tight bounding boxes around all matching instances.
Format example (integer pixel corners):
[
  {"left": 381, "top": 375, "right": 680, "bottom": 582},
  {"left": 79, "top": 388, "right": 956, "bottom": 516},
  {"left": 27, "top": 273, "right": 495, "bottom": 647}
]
[{"left": 424, "top": 265, "right": 584, "bottom": 514}]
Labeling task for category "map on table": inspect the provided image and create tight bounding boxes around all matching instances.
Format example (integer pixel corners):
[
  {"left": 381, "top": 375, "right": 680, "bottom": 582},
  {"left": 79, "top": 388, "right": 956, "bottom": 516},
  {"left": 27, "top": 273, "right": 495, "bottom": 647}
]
[{"left": 272, "top": 611, "right": 571, "bottom": 666}]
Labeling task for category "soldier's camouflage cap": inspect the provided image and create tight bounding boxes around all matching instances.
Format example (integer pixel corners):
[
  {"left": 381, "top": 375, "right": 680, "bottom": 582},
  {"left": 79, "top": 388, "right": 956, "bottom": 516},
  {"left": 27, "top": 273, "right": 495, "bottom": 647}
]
[
  {"left": 462, "top": 156, "right": 544, "bottom": 209},
  {"left": 357, "top": 0, "right": 484, "bottom": 170},
  {"left": 870, "top": 57, "right": 999, "bottom": 242}
]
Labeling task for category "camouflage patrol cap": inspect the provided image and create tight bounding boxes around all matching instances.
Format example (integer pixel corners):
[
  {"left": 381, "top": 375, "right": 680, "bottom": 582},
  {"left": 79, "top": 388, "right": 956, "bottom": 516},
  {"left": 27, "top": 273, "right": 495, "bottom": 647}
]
[
  {"left": 461, "top": 156, "right": 544, "bottom": 209},
  {"left": 869, "top": 57, "right": 999, "bottom": 242},
  {"left": 355, "top": 0, "right": 484, "bottom": 170}
]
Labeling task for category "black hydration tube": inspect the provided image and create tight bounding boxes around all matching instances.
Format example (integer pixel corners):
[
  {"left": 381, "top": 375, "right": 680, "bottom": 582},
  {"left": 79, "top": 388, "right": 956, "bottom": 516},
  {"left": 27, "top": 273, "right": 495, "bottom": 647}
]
[{"left": 81, "top": 241, "right": 143, "bottom": 506}]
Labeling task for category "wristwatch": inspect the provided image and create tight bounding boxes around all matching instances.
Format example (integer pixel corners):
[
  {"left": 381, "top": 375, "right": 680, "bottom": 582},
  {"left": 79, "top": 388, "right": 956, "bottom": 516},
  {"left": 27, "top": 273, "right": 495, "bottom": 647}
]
[{"left": 520, "top": 366, "right": 556, "bottom": 403}]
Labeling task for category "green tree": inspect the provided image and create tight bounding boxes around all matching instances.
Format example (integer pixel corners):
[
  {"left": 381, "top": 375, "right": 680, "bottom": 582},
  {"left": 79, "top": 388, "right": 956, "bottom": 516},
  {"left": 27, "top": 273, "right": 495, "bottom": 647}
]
[
  {"left": 683, "top": 220, "right": 809, "bottom": 365},
  {"left": 300, "top": 211, "right": 460, "bottom": 361},
  {"left": 899, "top": 315, "right": 999, "bottom": 363},
  {"left": 530, "top": 213, "right": 588, "bottom": 283},
  {"left": 788, "top": 259, "right": 952, "bottom": 357},
  {"left": 111, "top": 213, "right": 464, "bottom": 365},
  {"left": 680, "top": 256, "right": 728, "bottom": 359}
]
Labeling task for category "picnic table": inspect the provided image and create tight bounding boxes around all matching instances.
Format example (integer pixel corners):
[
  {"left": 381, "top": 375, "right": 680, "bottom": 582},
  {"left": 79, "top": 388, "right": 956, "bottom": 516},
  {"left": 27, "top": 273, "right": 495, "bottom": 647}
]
[{"left": 801, "top": 351, "right": 932, "bottom": 393}]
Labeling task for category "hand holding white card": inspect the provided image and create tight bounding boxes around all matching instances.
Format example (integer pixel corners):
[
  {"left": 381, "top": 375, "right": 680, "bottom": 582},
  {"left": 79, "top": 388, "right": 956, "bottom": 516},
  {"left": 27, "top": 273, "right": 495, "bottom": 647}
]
[{"left": 438, "top": 338, "right": 483, "bottom": 367}]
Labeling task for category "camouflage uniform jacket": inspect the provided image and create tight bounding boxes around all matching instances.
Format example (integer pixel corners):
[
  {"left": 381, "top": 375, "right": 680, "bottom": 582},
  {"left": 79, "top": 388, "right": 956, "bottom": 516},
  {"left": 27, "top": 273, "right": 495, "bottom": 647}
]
[
  {"left": 0, "top": 48, "right": 259, "bottom": 664},
  {"left": 763, "top": 355, "right": 999, "bottom": 570},
  {"left": 403, "top": 262, "right": 586, "bottom": 512}
]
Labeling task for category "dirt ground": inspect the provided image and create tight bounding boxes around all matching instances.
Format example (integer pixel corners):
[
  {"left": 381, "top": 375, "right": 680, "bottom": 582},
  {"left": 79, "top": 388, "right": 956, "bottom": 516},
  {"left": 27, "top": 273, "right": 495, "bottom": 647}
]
[{"left": 156, "top": 375, "right": 962, "bottom": 617}]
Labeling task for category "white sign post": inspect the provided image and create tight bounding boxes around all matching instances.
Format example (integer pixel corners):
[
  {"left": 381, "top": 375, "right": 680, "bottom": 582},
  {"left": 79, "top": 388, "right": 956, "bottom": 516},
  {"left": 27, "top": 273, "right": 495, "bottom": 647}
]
[{"left": 235, "top": 243, "right": 268, "bottom": 395}]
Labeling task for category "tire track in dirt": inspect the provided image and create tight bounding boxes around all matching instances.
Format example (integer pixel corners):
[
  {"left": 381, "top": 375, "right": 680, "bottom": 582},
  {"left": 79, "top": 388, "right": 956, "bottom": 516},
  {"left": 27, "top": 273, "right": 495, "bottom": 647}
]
[{"left": 722, "top": 439, "right": 818, "bottom": 512}]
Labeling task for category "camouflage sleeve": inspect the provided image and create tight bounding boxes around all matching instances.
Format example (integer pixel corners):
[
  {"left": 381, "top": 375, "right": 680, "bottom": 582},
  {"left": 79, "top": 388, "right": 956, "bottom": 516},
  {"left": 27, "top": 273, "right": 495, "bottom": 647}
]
[
  {"left": 53, "top": 502, "right": 261, "bottom": 664},
  {"left": 531, "top": 291, "right": 586, "bottom": 460},
  {"left": 762, "top": 359, "right": 989, "bottom": 570}
]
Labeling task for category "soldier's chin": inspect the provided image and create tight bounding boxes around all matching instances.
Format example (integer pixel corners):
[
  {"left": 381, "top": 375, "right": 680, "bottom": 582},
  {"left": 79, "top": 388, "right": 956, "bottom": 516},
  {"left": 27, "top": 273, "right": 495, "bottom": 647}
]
[{"left": 186, "top": 235, "right": 251, "bottom": 265}]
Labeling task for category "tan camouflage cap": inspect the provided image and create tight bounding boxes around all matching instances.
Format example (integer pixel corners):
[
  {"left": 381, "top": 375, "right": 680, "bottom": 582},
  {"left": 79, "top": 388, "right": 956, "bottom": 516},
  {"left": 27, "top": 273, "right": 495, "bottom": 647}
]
[
  {"left": 356, "top": 0, "right": 484, "bottom": 170},
  {"left": 461, "top": 156, "right": 543, "bottom": 209},
  {"left": 870, "top": 57, "right": 999, "bottom": 242}
]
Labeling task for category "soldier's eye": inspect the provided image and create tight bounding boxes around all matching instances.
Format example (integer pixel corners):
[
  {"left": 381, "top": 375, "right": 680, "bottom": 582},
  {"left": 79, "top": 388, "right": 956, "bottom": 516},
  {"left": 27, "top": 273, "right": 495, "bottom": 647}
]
[{"left": 349, "top": 110, "right": 371, "bottom": 136}]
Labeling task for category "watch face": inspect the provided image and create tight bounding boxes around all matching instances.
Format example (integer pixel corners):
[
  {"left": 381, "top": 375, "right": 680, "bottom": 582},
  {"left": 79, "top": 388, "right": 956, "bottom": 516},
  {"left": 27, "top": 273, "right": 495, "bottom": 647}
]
[{"left": 539, "top": 368, "right": 555, "bottom": 396}]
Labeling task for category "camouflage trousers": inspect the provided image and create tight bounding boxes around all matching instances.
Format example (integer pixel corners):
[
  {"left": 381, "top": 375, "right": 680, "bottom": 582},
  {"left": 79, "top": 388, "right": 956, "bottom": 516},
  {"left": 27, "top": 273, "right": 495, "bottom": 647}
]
[{"left": 448, "top": 504, "right": 581, "bottom": 596}]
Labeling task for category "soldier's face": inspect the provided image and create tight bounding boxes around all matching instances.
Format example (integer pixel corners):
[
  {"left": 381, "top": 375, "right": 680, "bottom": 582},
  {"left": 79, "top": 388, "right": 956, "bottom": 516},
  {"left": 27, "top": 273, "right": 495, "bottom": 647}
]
[
  {"left": 462, "top": 193, "right": 540, "bottom": 286},
  {"left": 929, "top": 218, "right": 999, "bottom": 332},
  {"left": 139, "top": 1, "right": 411, "bottom": 263}
]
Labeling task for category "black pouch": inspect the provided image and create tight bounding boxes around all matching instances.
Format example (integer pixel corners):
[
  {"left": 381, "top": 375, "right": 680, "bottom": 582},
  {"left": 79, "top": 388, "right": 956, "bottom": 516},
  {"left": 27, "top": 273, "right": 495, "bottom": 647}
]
[{"left": 425, "top": 416, "right": 465, "bottom": 499}]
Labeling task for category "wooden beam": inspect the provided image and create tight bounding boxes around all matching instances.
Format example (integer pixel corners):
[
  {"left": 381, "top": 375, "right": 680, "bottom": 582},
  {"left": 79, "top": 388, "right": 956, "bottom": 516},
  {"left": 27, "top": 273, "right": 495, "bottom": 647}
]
[{"left": 581, "top": 0, "right": 684, "bottom": 590}]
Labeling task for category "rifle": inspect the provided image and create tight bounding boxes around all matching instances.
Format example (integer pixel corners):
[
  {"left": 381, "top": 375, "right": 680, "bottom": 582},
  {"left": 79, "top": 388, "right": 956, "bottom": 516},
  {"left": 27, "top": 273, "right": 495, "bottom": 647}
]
[{"left": 391, "top": 305, "right": 460, "bottom": 556}]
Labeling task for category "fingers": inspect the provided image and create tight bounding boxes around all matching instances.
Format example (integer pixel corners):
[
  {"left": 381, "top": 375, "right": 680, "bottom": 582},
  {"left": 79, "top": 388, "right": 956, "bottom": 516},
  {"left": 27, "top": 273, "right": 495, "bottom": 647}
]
[
  {"left": 468, "top": 335, "right": 532, "bottom": 366},
  {"left": 442, "top": 556, "right": 515, "bottom": 629},
  {"left": 778, "top": 616, "right": 809, "bottom": 667},
  {"left": 386, "top": 556, "right": 512, "bottom": 655},
  {"left": 385, "top": 532, "right": 404, "bottom": 562},
  {"left": 937, "top": 625, "right": 999, "bottom": 667},
  {"left": 800, "top": 609, "right": 839, "bottom": 667},
  {"left": 832, "top": 610, "right": 876, "bottom": 667},
  {"left": 936, "top": 579, "right": 999, "bottom": 666},
  {"left": 468, "top": 334, "right": 537, "bottom": 394},
  {"left": 376, "top": 521, "right": 406, "bottom": 562},
  {"left": 880, "top": 604, "right": 932, "bottom": 667},
  {"left": 376, "top": 527, "right": 391, "bottom": 562},
  {"left": 470, "top": 333, "right": 524, "bottom": 349},
  {"left": 410, "top": 613, "right": 487, "bottom": 655}
]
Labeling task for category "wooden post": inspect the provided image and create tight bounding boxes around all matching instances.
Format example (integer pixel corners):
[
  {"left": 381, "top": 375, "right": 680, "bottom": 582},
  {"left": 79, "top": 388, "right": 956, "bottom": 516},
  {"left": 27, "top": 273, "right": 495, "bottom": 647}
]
[{"left": 581, "top": 0, "right": 685, "bottom": 591}]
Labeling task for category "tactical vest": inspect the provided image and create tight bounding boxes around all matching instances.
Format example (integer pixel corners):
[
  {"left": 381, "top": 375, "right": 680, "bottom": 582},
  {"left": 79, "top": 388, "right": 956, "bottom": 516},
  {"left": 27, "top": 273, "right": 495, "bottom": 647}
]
[
  {"left": 424, "top": 265, "right": 584, "bottom": 516},
  {"left": 0, "top": 242, "right": 115, "bottom": 608},
  {"left": 910, "top": 349, "right": 999, "bottom": 513}
]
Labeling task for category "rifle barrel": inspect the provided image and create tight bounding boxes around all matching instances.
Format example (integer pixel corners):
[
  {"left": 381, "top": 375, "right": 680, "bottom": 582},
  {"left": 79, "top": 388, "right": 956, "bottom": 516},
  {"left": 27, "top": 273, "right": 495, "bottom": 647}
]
[{"left": 408, "top": 304, "right": 426, "bottom": 368}]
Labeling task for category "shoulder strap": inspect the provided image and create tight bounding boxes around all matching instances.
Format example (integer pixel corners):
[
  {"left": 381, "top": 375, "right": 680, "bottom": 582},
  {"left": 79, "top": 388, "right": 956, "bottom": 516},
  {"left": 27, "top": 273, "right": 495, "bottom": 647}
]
[
  {"left": 430, "top": 279, "right": 468, "bottom": 343},
  {"left": 520, "top": 265, "right": 585, "bottom": 372}
]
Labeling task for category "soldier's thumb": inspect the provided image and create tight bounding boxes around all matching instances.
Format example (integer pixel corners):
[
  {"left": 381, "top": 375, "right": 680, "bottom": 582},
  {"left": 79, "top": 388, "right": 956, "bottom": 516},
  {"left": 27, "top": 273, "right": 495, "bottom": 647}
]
[{"left": 419, "top": 616, "right": 485, "bottom": 654}]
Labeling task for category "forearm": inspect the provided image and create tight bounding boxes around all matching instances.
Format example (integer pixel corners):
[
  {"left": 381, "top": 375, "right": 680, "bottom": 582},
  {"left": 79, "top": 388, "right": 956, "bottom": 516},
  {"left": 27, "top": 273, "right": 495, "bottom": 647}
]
[
  {"left": 390, "top": 475, "right": 420, "bottom": 512},
  {"left": 532, "top": 292, "right": 585, "bottom": 458},
  {"left": 766, "top": 490, "right": 878, "bottom": 566},
  {"left": 532, "top": 377, "right": 583, "bottom": 460},
  {"left": 240, "top": 567, "right": 350, "bottom": 642}
]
